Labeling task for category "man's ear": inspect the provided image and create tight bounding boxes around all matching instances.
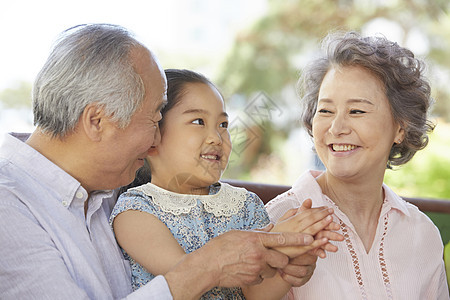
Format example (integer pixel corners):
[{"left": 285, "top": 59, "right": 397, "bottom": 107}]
[{"left": 81, "top": 103, "right": 105, "bottom": 142}]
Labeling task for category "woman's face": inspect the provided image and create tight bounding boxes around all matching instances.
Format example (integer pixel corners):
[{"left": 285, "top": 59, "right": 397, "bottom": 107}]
[{"left": 312, "top": 65, "right": 404, "bottom": 182}]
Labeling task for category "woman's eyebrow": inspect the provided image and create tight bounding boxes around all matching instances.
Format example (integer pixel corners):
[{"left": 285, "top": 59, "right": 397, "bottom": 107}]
[
  {"left": 317, "top": 98, "right": 374, "bottom": 105},
  {"left": 347, "top": 98, "right": 374, "bottom": 105}
]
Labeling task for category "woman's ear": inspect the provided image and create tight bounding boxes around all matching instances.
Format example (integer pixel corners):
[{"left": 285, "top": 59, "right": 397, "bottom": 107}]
[
  {"left": 81, "top": 103, "right": 105, "bottom": 142},
  {"left": 394, "top": 124, "right": 405, "bottom": 144}
]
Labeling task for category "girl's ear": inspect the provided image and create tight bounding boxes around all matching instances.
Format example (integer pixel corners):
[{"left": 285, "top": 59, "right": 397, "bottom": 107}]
[{"left": 81, "top": 103, "right": 105, "bottom": 142}]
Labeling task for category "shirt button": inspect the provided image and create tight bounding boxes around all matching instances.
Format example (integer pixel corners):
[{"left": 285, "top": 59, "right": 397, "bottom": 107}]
[
  {"left": 62, "top": 200, "right": 69, "bottom": 207},
  {"left": 76, "top": 191, "right": 84, "bottom": 199}
]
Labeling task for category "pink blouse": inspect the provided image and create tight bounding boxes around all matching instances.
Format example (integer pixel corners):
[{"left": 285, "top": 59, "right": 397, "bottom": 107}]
[{"left": 265, "top": 170, "right": 449, "bottom": 300}]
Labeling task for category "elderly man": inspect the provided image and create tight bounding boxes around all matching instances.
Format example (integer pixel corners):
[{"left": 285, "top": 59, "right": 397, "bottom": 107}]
[{"left": 0, "top": 24, "right": 318, "bottom": 299}]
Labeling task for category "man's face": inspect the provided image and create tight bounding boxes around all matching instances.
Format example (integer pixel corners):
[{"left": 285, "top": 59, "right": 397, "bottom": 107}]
[{"left": 97, "top": 47, "right": 167, "bottom": 190}]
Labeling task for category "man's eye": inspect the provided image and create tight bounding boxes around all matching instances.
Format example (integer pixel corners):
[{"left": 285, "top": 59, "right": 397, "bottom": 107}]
[
  {"left": 220, "top": 121, "right": 228, "bottom": 128},
  {"left": 192, "top": 118, "right": 205, "bottom": 125}
]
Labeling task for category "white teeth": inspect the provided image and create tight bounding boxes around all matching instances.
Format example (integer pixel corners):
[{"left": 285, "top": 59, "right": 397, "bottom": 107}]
[
  {"left": 201, "top": 154, "right": 218, "bottom": 160},
  {"left": 332, "top": 144, "right": 356, "bottom": 152}
]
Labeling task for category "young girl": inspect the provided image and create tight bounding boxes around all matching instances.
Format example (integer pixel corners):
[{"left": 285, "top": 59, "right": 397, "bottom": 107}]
[{"left": 110, "top": 69, "right": 341, "bottom": 299}]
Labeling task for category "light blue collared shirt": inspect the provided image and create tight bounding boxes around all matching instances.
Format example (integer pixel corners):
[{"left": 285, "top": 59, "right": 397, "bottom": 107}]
[{"left": 0, "top": 133, "right": 172, "bottom": 299}]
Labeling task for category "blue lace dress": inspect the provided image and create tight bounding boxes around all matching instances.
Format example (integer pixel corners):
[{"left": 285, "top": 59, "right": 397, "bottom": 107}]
[{"left": 110, "top": 182, "right": 270, "bottom": 299}]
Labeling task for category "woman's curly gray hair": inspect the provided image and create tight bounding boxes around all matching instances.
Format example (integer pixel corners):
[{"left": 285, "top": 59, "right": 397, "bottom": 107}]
[{"left": 298, "top": 31, "right": 435, "bottom": 168}]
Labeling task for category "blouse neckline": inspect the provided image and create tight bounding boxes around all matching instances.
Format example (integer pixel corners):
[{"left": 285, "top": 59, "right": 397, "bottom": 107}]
[{"left": 130, "top": 182, "right": 247, "bottom": 217}]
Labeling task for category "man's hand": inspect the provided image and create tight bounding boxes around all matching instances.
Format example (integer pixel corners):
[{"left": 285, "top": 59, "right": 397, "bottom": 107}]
[
  {"left": 165, "top": 230, "right": 314, "bottom": 300},
  {"left": 210, "top": 230, "right": 314, "bottom": 286},
  {"left": 279, "top": 252, "right": 317, "bottom": 287}
]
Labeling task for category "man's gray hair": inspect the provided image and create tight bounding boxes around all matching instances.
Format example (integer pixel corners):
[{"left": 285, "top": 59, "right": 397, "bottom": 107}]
[{"left": 32, "top": 23, "right": 145, "bottom": 138}]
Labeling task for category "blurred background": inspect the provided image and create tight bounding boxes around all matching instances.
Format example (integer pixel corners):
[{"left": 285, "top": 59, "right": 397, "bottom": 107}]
[{"left": 1, "top": 0, "right": 449, "bottom": 200}]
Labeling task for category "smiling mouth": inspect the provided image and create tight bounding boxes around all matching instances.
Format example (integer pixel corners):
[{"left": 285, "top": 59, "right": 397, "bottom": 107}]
[
  {"left": 331, "top": 144, "right": 357, "bottom": 152},
  {"left": 200, "top": 154, "right": 221, "bottom": 161}
]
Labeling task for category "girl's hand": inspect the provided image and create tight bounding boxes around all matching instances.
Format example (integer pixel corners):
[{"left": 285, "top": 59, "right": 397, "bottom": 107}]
[
  {"left": 270, "top": 199, "right": 343, "bottom": 258},
  {"left": 272, "top": 199, "right": 334, "bottom": 235}
]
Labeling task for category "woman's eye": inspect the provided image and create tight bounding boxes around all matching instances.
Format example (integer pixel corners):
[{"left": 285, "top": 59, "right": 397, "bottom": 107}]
[
  {"left": 350, "top": 109, "right": 366, "bottom": 114},
  {"left": 220, "top": 121, "right": 228, "bottom": 128},
  {"left": 192, "top": 118, "right": 205, "bottom": 125},
  {"left": 318, "top": 109, "right": 332, "bottom": 114}
]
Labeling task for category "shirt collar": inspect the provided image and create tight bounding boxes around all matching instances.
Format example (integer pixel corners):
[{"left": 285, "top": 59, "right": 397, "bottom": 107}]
[
  {"left": 294, "top": 169, "right": 410, "bottom": 217},
  {"left": 292, "top": 170, "right": 327, "bottom": 201},
  {"left": 2, "top": 133, "right": 83, "bottom": 209},
  {"left": 382, "top": 183, "right": 411, "bottom": 217}
]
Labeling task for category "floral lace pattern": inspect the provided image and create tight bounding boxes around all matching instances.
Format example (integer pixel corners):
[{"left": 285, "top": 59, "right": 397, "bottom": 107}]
[
  {"left": 340, "top": 220, "right": 368, "bottom": 300},
  {"left": 378, "top": 214, "right": 393, "bottom": 299},
  {"left": 130, "top": 182, "right": 247, "bottom": 217},
  {"left": 339, "top": 214, "right": 392, "bottom": 300},
  {"left": 324, "top": 194, "right": 393, "bottom": 299}
]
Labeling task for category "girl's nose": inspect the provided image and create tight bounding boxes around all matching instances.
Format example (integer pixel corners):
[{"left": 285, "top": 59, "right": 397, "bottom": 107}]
[{"left": 206, "top": 128, "right": 222, "bottom": 145}]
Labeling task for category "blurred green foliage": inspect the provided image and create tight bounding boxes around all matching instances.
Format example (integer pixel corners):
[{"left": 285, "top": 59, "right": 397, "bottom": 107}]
[
  {"left": 218, "top": 0, "right": 450, "bottom": 108},
  {"left": 385, "top": 121, "right": 450, "bottom": 199}
]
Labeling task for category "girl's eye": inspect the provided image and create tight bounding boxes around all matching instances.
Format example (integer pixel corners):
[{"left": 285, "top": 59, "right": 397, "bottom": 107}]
[
  {"left": 220, "top": 121, "right": 228, "bottom": 128},
  {"left": 350, "top": 109, "right": 366, "bottom": 114},
  {"left": 192, "top": 118, "right": 205, "bottom": 125},
  {"left": 318, "top": 109, "right": 332, "bottom": 114}
]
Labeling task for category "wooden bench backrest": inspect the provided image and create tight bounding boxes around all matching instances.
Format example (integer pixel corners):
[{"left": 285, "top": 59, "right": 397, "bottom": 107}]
[{"left": 223, "top": 179, "right": 450, "bottom": 244}]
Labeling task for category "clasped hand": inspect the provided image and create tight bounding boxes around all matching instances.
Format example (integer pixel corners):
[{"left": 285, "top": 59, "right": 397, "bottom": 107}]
[{"left": 269, "top": 198, "right": 344, "bottom": 285}]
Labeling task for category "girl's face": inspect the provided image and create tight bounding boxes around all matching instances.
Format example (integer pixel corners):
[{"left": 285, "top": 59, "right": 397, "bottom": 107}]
[
  {"left": 149, "top": 82, "right": 231, "bottom": 194},
  {"left": 312, "top": 65, "right": 404, "bottom": 183}
]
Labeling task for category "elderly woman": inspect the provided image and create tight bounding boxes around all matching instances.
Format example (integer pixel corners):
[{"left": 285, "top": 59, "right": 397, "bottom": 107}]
[{"left": 265, "top": 31, "right": 449, "bottom": 299}]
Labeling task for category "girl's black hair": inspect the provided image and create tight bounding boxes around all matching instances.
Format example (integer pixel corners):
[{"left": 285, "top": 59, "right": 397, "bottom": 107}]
[{"left": 160, "top": 69, "right": 214, "bottom": 131}]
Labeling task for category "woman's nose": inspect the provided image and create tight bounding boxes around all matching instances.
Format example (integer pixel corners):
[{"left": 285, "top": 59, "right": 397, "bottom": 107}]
[{"left": 329, "top": 113, "right": 351, "bottom": 136}]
